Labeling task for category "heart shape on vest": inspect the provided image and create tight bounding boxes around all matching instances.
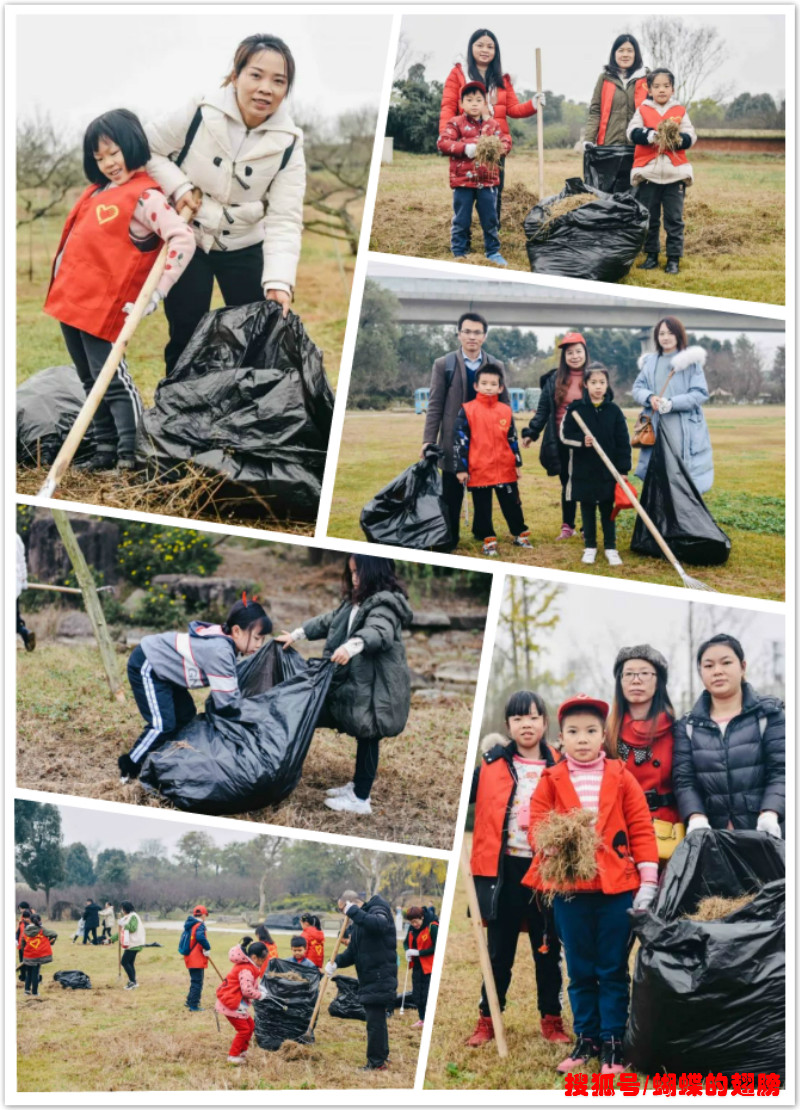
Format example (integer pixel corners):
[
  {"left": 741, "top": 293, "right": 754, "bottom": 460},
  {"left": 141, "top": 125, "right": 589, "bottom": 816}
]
[{"left": 96, "top": 204, "right": 119, "bottom": 225}]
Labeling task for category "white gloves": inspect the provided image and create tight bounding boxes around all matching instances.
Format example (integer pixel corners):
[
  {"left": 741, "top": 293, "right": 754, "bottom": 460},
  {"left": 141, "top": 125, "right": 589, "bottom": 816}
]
[
  {"left": 533, "top": 92, "right": 546, "bottom": 107},
  {"left": 465, "top": 144, "right": 477, "bottom": 159},
  {"left": 325, "top": 961, "right": 338, "bottom": 977},
  {"left": 342, "top": 901, "right": 355, "bottom": 914},
  {"left": 406, "top": 949, "right": 419, "bottom": 961},
  {"left": 657, "top": 398, "right": 673, "bottom": 414},
  {"left": 123, "top": 290, "right": 161, "bottom": 318},
  {"left": 633, "top": 883, "right": 658, "bottom": 912},
  {"left": 687, "top": 814, "right": 711, "bottom": 834},
  {"left": 258, "top": 986, "right": 268, "bottom": 1000},
  {"left": 648, "top": 130, "right": 658, "bottom": 145},
  {"left": 757, "top": 811, "right": 782, "bottom": 838}
]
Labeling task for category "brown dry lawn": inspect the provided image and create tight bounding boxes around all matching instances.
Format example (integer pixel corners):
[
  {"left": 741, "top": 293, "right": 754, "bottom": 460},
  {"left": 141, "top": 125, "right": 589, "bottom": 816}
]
[
  {"left": 16, "top": 925, "right": 419, "bottom": 1092},
  {"left": 327, "top": 407, "right": 785, "bottom": 602}
]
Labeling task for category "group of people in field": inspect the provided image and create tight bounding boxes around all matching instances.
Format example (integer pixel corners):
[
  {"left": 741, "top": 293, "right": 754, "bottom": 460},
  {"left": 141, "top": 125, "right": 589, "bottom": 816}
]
[
  {"left": 422, "top": 311, "right": 712, "bottom": 563},
  {"left": 16, "top": 893, "right": 438, "bottom": 1073},
  {"left": 436, "top": 29, "right": 696, "bottom": 273},
  {"left": 468, "top": 633, "right": 784, "bottom": 1074}
]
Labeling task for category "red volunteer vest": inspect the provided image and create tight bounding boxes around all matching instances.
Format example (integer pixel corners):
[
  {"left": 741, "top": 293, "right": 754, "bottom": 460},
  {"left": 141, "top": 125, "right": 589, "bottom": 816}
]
[
  {"left": 44, "top": 171, "right": 163, "bottom": 343},
  {"left": 462, "top": 395, "right": 518, "bottom": 488},
  {"left": 302, "top": 926, "right": 325, "bottom": 968},
  {"left": 632, "top": 104, "right": 689, "bottom": 169},
  {"left": 471, "top": 757, "right": 516, "bottom": 878},
  {"left": 184, "top": 922, "right": 209, "bottom": 968},
  {"left": 22, "top": 930, "right": 53, "bottom": 960},
  {"left": 216, "top": 962, "right": 252, "bottom": 1010},
  {"left": 409, "top": 922, "right": 437, "bottom": 975},
  {"left": 597, "top": 77, "right": 648, "bottom": 144},
  {"left": 265, "top": 941, "right": 279, "bottom": 962}
]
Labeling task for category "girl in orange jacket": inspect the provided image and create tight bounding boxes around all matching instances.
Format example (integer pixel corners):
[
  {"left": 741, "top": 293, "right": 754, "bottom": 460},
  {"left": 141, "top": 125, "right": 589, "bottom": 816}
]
[
  {"left": 523, "top": 695, "right": 658, "bottom": 1077},
  {"left": 300, "top": 914, "right": 325, "bottom": 968}
]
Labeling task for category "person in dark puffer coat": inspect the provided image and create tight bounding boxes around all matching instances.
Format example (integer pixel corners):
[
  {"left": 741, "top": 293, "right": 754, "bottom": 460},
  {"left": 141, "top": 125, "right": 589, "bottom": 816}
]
[
  {"left": 673, "top": 634, "right": 785, "bottom": 838},
  {"left": 328, "top": 890, "right": 397, "bottom": 1072},
  {"left": 276, "top": 554, "right": 413, "bottom": 817}
]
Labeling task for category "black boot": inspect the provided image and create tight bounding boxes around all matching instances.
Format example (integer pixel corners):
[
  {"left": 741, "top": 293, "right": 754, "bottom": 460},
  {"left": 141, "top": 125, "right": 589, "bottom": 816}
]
[
  {"left": 23, "top": 630, "right": 36, "bottom": 653},
  {"left": 665, "top": 258, "right": 680, "bottom": 274},
  {"left": 75, "top": 447, "right": 117, "bottom": 472},
  {"left": 118, "top": 753, "right": 141, "bottom": 784},
  {"left": 638, "top": 253, "right": 659, "bottom": 270}
]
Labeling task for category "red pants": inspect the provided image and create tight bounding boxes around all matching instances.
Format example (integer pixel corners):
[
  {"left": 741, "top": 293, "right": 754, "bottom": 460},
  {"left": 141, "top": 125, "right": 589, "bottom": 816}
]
[{"left": 226, "top": 1013, "right": 255, "bottom": 1057}]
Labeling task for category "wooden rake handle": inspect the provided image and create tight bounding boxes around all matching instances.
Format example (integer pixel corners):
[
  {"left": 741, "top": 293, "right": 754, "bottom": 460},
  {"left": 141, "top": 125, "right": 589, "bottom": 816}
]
[
  {"left": 535, "top": 47, "right": 545, "bottom": 201},
  {"left": 460, "top": 840, "right": 508, "bottom": 1057},
  {"left": 304, "top": 915, "right": 350, "bottom": 1036}
]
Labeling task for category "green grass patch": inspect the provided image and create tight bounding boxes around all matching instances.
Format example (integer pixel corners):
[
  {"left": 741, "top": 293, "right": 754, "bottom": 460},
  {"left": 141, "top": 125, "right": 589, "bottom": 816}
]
[{"left": 705, "top": 491, "right": 785, "bottom": 535}]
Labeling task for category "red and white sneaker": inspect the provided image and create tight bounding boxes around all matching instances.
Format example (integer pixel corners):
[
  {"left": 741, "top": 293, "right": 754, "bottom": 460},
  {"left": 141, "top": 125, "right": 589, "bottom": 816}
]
[
  {"left": 600, "top": 1038, "right": 626, "bottom": 1075},
  {"left": 556, "top": 1035, "right": 601, "bottom": 1073},
  {"left": 411, "top": 1019, "right": 424, "bottom": 1029}
]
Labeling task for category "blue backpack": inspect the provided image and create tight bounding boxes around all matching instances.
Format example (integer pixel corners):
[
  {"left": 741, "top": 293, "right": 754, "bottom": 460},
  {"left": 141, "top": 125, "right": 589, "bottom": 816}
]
[{"left": 178, "top": 924, "right": 197, "bottom": 957}]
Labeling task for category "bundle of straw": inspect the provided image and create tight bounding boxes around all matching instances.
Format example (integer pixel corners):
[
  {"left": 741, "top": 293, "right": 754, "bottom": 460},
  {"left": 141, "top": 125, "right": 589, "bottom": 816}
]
[
  {"left": 267, "top": 970, "right": 308, "bottom": 982},
  {"left": 656, "top": 117, "right": 682, "bottom": 154},
  {"left": 684, "top": 894, "right": 754, "bottom": 922},
  {"left": 537, "top": 193, "right": 595, "bottom": 237},
  {"left": 474, "top": 134, "right": 505, "bottom": 168},
  {"left": 534, "top": 809, "right": 601, "bottom": 892}
]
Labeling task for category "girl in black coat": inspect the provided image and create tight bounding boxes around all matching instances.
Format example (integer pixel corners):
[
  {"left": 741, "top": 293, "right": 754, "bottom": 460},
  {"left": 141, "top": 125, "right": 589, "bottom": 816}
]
[
  {"left": 559, "top": 364, "right": 632, "bottom": 567},
  {"left": 673, "top": 634, "right": 785, "bottom": 837}
]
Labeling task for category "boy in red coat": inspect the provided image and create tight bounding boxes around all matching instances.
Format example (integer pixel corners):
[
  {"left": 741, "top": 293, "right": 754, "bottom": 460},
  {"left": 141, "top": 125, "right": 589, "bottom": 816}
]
[
  {"left": 454, "top": 365, "right": 531, "bottom": 557},
  {"left": 524, "top": 695, "right": 658, "bottom": 1077},
  {"left": 437, "top": 81, "right": 511, "bottom": 265}
]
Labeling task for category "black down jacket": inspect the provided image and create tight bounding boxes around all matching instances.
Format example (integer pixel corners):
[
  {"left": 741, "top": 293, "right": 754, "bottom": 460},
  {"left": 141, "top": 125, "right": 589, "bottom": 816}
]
[
  {"left": 303, "top": 590, "right": 413, "bottom": 742},
  {"left": 560, "top": 387, "right": 632, "bottom": 502},
  {"left": 672, "top": 683, "right": 785, "bottom": 831},
  {"left": 334, "top": 895, "right": 398, "bottom": 1006},
  {"left": 83, "top": 902, "right": 101, "bottom": 930},
  {"left": 522, "top": 368, "right": 561, "bottom": 476}
]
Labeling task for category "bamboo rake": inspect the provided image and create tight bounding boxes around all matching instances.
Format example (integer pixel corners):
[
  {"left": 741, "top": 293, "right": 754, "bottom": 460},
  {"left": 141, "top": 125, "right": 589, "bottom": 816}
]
[
  {"left": 535, "top": 48, "right": 545, "bottom": 201},
  {"left": 460, "top": 841, "right": 508, "bottom": 1057}
]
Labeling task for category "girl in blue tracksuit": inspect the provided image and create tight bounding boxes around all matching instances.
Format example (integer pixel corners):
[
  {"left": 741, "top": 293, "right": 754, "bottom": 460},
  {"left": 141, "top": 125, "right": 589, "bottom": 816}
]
[{"left": 119, "top": 596, "right": 271, "bottom": 782}]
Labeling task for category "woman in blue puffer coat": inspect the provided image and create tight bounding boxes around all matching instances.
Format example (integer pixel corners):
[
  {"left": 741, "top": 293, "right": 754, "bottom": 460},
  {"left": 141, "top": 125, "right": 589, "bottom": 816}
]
[{"left": 632, "top": 315, "right": 713, "bottom": 494}]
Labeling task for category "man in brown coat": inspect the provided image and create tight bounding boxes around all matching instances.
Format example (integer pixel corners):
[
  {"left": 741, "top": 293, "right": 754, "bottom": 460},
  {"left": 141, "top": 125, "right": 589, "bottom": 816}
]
[{"left": 421, "top": 312, "right": 508, "bottom": 550}]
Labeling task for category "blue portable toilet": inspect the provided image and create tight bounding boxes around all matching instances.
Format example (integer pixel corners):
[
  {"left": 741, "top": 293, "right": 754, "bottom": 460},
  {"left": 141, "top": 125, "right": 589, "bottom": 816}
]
[
  {"left": 414, "top": 388, "right": 430, "bottom": 414},
  {"left": 509, "top": 388, "right": 525, "bottom": 413}
]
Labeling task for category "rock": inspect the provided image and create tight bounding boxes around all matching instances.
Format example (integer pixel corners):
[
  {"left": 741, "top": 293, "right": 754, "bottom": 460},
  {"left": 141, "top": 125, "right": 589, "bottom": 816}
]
[
  {"left": 411, "top": 689, "right": 464, "bottom": 706},
  {"left": 121, "top": 588, "right": 149, "bottom": 615},
  {"left": 408, "top": 669, "right": 430, "bottom": 691},
  {"left": 409, "top": 610, "right": 452, "bottom": 631},
  {"left": 124, "top": 627, "right": 157, "bottom": 647},
  {"left": 56, "top": 612, "right": 94, "bottom": 638},
  {"left": 434, "top": 661, "right": 479, "bottom": 686},
  {"left": 28, "top": 514, "right": 121, "bottom": 584},
  {"left": 449, "top": 613, "right": 486, "bottom": 631},
  {"left": 150, "top": 575, "right": 258, "bottom": 609}
]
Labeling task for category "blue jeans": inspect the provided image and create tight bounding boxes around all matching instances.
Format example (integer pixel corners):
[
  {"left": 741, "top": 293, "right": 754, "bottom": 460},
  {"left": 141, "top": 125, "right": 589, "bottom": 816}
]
[
  {"left": 451, "top": 187, "right": 500, "bottom": 256},
  {"left": 186, "top": 966, "right": 205, "bottom": 1009},
  {"left": 552, "top": 891, "right": 633, "bottom": 1042}
]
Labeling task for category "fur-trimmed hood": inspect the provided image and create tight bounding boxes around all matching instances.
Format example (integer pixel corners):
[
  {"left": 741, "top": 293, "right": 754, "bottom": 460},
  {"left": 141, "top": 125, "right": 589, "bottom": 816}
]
[
  {"left": 638, "top": 345, "right": 707, "bottom": 371},
  {"left": 480, "top": 731, "right": 509, "bottom": 754}
]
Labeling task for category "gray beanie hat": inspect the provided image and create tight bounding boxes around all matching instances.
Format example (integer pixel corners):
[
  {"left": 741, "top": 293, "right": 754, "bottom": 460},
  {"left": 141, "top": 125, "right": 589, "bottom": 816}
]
[{"left": 613, "top": 645, "right": 668, "bottom": 679}]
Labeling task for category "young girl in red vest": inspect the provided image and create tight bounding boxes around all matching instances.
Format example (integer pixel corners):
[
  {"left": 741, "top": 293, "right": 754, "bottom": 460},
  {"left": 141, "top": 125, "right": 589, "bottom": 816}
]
[
  {"left": 21, "top": 915, "right": 58, "bottom": 998},
  {"left": 300, "top": 913, "right": 325, "bottom": 968},
  {"left": 44, "top": 109, "right": 195, "bottom": 471},
  {"left": 215, "top": 939, "right": 269, "bottom": 1064},
  {"left": 524, "top": 695, "right": 658, "bottom": 1076},
  {"left": 627, "top": 69, "right": 697, "bottom": 274},
  {"left": 403, "top": 906, "right": 439, "bottom": 1028},
  {"left": 466, "top": 690, "right": 567, "bottom": 1048},
  {"left": 454, "top": 364, "right": 531, "bottom": 558},
  {"left": 254, "top": 924, "right": 279, "bottom": 962}
]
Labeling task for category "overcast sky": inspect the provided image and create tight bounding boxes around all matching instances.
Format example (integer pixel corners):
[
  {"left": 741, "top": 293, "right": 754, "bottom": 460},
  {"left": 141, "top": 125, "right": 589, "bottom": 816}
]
[
  {"left": 399, "top": 13, "right": 786, "bottom": 102},
  {"left": 14, "top": 13, "right": 392, "bottom": 137},
  {"left": 57, "top": 804, "right": 264, "bottom": 856}
]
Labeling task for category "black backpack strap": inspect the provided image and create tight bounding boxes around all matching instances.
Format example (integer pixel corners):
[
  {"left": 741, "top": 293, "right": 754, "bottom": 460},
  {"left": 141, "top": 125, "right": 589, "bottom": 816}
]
[
  {"left": 443, "top": 351, "right": 459, "bottom": 391},
  {"left": 174, "top": 107, "right": 203, "bottom": 168},
  {"left": 279, "top": 135, "right": 297, "bottom": 172}
]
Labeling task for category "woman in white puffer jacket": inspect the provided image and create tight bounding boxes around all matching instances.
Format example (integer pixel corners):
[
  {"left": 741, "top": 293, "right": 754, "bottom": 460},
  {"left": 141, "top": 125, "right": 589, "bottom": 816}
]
[{"left": 145, "top": 34, "right": 306, "bottom": 374}]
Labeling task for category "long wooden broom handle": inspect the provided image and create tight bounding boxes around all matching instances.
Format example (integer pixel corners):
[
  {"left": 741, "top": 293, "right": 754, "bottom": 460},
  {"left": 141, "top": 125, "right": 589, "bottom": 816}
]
[
  {"left": 535, "top": 48, "right": 545, "bottom": 200},
  {"left": 571, "top": 411, "right": 685, "bottom": 573},
  {"left": 305, "top": 915, "right": 350, "bottom": 1034},
  {"left": 37, "top": 191, "right": 200, "bottom": 499},
  {"left": 460, "top": 840, "right": 508, "bottom": 1057}
]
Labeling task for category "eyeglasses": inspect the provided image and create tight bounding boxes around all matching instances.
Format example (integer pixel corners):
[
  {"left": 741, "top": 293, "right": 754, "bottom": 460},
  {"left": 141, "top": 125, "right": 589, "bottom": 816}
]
[
  {"left": 459, "top": 328, "right": 485, "bottom": 337},
  {"left": 621, "top": 670, "right": 657, "bottom": 681}
]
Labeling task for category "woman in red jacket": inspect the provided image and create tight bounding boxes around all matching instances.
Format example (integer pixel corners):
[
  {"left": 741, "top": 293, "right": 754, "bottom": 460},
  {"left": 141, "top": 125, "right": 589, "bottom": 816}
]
[
  {"left": 300, "top": 913, "right": 325, "bottom": 968},
  {"left": 439, "top": 28, "right": 543, "bottom": 227},
  {"left": 606, "top": 645, "right": 680, "bottom": 863}
]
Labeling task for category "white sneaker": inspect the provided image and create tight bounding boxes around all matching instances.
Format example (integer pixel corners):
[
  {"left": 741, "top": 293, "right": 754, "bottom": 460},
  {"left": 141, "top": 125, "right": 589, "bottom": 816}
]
[
  {"left": 325, "top": 781, "right": 355, "bottom": 798},
  {"left": 605, "top": 549, "right": 623, "bottom": 566},
  {"left": 324, "top": 793, "right": 373, "bottom": 816},
  {"left": 581, "top": 548, "right": 597, "bottom": 564},
  {"left": 119, "top": 775, "right": 130, "bottom": 786},
  {"left": 227, "top": 1055, "right": 245, "bottom": 1066}
]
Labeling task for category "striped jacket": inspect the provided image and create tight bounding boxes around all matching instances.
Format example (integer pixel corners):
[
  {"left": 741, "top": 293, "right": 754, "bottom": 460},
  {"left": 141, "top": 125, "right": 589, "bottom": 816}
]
[{"left": 140, "top": 622, "right": 240, "bottom": 712}]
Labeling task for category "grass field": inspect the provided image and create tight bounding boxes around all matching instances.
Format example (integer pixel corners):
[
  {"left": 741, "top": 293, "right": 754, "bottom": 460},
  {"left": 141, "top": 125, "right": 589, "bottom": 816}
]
[
  {"left": 16, "top": 924, "right": 419, "bottom": 1092},
  {"left": 370, "top": 151, "right": 785, "bottom": 305},
  {"left": 327, "top": 407, "right": 785, "bottom": 601}
]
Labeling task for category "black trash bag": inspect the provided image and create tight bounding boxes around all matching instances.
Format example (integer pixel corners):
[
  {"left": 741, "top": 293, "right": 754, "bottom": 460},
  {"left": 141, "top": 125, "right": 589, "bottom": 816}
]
[
  {"left": 631, "top": 433, "right": 731, "bottom": 565},
  {"left": 16, "top": 366, "right": 100, "bottom": 466},
  {"left": 625, "top": 830, "right": 785, "bottom": 1081},
  {"left": 583, "top": 144, "right": 634, "bottom": 194},
  {"left": 328, "top": 975, "right": 366, "bottom": 1021},
  {"left": 524, "top": 177, "right": 649, "bottom": 283},
  {"left": 137, "top": 301, "right": 334, "bottom": 520},
  {"left": 360, "top": 449, "right": 453, "bottom": 549},
  {"left": 254, "top": 959, "right": 320, "bottom": 1050},
  {"left": 139, "top": 641, "right": 334, "bottom": 815},
  {"left": 394, "top": 990, "right": 417, "bottom": 1011},
  {"left": 53, "top": 970, "right": 92, "bottom": 990}
]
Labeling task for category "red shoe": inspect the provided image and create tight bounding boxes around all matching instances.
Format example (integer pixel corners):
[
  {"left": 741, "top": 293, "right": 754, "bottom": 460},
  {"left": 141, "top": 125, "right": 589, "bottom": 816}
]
[
  {"left": 541, "top": 1014, "right": 571, "bottom": 1043},
  {"left": 465, "top": 1015, "right": 495, "bottom": 1047}
]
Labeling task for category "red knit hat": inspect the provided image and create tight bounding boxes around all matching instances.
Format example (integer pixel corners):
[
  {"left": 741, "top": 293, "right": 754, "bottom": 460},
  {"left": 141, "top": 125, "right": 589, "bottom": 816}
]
[
  {"left": 461, "top": 80, "right": 488, "bottom": 100},
  {"left": 558, "top": 332, "right": 587, "bottom": 348},
  {"left": 557, "top": 694, "right": 609, "bottom": 724}
]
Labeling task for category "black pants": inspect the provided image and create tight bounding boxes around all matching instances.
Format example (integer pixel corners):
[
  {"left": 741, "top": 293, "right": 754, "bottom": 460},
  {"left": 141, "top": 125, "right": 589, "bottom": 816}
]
[
  {"left": 354, "top": 738, "right": 380, "bottom": 801},
  {"left": 121, "top": 949, "right": 138, "bottom": 983},
  {"left": 16, "top": 600, "right": 32, "bottom": 645},
  {"left": 439, "top": 470, "right": 465, "bottom": 550},
  {"left": 471, "top": 483, "right": 527, "bottom": 542},
  {"left": 24, "top": 964, "right": 41, "bottom": 995},
  {"left": 580, "top": 500, "right": 615, "bottom": 549},
  {"left": 83, "top": 926, "right": 98, "bottom": 945},
  {"left": 637, "top": 180, "right": 686, "bottom": 259},
  {"left": 60, "top": 323, "right": 142, "bottom": 457},
  {"left": 479, "top": 855, "right": 563, "bottom": 1018},
  {"left": 496, "top": 157, "right": 506, "bottom": 226},
  {"left": 412, "top": 965, "right": 431, "bottom": 1020},
  {"left": 163, "top": 243, "right": 264, "bottom": 375},
  {"left": 363, "top": 1003, "right": 390, "bottom": 1067},
  {"left": 187, "top": 966, "right": 204, "bottom": 1008},
  {"left": 102, "top": 925, "right": 112, "bottom": 938},
  {"left": 557, "top": 441, "right": 577, "bottom": 529}
]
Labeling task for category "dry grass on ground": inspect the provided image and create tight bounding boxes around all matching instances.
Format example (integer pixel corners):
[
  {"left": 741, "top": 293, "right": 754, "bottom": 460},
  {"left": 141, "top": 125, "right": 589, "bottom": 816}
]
[
  {"left": 327, "top": 407, "right": 785, "bottom": 602},
  {"left": 16, "top": 926, "right": 419, "bottom": 1092},
  {"left": 370, "top": 151, "right": 785, "bottom": 305}
]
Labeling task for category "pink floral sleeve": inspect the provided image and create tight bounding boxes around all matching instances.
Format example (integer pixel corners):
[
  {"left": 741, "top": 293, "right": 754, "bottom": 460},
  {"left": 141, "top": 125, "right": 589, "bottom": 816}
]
[{"left": 129, "top": 189, "right": 197, "bottom": 298}]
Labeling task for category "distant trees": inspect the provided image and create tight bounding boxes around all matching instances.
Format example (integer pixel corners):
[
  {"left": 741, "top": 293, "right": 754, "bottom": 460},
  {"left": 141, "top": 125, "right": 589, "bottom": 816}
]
[
  {"left": 638, "top": 17, "right": 727, "bottom": 106},
  {"left": 15, "top": 801, "right": 65, "bottom": 909},
  {"left": 63, "top": 843, "right": 96, "bottom": 886}
]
